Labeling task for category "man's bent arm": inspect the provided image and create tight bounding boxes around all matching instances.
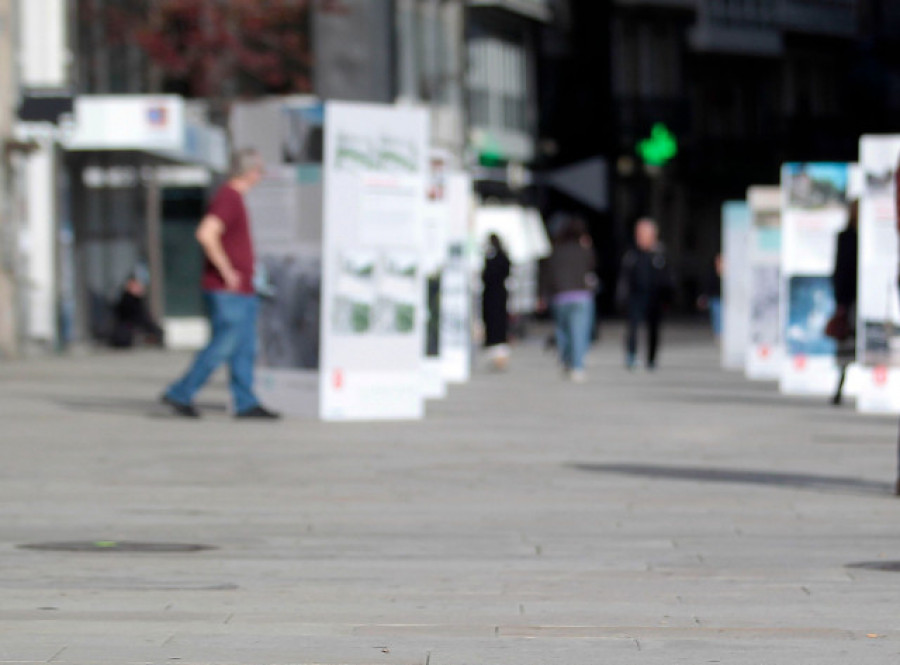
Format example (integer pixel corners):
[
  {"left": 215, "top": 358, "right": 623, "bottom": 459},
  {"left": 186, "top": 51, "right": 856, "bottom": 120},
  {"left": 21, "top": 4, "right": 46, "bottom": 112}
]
[{"left": 196, "top": 214, "right": 241, "bottom": 290}]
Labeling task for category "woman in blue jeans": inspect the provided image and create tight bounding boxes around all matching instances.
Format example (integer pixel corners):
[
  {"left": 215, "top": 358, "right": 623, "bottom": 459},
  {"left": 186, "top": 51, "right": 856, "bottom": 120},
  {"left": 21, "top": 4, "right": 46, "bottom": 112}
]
[{"left": 541, "top": 216, "right": 597, "bottom": 382}]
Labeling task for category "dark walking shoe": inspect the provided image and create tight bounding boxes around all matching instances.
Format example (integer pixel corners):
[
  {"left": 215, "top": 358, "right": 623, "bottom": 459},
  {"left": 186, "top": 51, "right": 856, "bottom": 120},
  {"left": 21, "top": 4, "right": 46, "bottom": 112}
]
[
  {"left": 235, "top": 405, "right": 281, "bottom": 420},
  {"left": 161, "top": 395, "right": 200, "bottom": 418}
]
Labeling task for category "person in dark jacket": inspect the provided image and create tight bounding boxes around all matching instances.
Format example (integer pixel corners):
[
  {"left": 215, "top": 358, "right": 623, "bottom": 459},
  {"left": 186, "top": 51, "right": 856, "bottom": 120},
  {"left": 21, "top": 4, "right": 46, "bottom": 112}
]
[
  {"left": 830, "top": 199, "right": 857, "bottom": 405},
  {"left": 617, "top": 218, "right": 674, "bottom": 370},
  {"left": 542, "top": 217, "right": 597, "bottom": 382},
  {"left": 482, "top": 233, "right": 512, "bottom": 370}
]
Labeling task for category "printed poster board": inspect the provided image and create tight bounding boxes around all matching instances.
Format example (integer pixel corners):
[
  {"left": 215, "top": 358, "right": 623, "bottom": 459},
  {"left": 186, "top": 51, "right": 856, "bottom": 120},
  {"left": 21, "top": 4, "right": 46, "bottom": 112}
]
[
  {"left": 441, "top": 172, "right": 473, "bottom": 384},
  {"left": 319, "top": 101, "right": 430, "bottom": 421},
  {"left": 421, "top": 151, "right": 451, "bottom": 399},
  {"left": 745, "top": 186, "right": 784, "bottom": 380},
  {"left": 779, "top": 163, "right": 848, "bottom": 396},
  {"left": 857, "top": 136, "right": 900, "bottom": 413},
  {"left": 722, "top": 201, "right": 751, "bottom": 370},
  {"left": 233, "top": 97, "right": 325, "bottom": 418}
]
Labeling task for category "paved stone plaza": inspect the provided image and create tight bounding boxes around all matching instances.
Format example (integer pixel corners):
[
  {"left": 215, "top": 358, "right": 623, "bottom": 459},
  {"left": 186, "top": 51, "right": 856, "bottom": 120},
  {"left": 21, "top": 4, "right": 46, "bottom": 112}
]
[{"left": 1, "top": 323, "right": 899, "bottom": 664}]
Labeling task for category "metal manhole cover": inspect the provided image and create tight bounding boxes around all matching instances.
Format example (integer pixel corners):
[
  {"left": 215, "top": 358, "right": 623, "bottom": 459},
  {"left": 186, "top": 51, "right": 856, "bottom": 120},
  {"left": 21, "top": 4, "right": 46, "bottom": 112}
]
[
  {"left": 846, "top": 561, "right": 900, "bottom": 572},
  {"left": 18, "top": 541, "right": 216, "bottom": 553}
]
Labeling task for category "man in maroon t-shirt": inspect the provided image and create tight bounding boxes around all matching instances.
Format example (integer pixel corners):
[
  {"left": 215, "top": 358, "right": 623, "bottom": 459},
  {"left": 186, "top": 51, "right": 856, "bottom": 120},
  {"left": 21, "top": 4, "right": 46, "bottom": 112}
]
[{"left": 162, "top": 148, "right": 279, "bottom": 419}]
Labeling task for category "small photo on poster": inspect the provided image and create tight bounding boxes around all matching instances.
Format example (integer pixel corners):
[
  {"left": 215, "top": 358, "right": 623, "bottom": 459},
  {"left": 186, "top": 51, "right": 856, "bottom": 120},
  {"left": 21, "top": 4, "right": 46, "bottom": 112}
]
[
  {"left": 335, "top": 133, "right": 376, "bottom": 172},
  {"left": 784, "top": 163, "right": 847, "bottom": 210},
  {"left": 282, "top": 104, "right": 324, "bottom": 165},
  {"left": 861, "top": 139, "right": 900, "bottom": 194},
  {"left": 428, "top": 155, "right": 447, "bottom": 202},
  {"left": 257, "top": 252, "right": 322, "bottom": 370},
  {"left": 372, "top": 253, "right": 419, "bottom": 335},
  {"left": 750, "top": 265, "right": 780, "bottom": 346},
  {"left": 786, "top": 275, "right": 836, "bottom": 356},
  {"left": 377, "top": 136, "right": 418, "bottom": 174},
  {"left": 372, "top": 298, "right": 416, "bottom": 334},
  {"left": 332, "top": 251, "right": 377, "bottom": 335},
  {"left": 865, "top": 167, "right": 894, "bottom": 194},
  {"left": 861, "top": 320, "right": 900, "bottom": 366}
]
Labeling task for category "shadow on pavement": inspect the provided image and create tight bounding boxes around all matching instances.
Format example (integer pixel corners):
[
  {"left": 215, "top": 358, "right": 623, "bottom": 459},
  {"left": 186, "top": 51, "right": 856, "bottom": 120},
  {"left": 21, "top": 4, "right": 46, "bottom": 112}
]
[
  {"left": 662, "top": 392, "right": 818, "bottom": 409},
  {"left": 570, "top": 462, "right": 894, "bottom": 496},
  {"left": 52, "top": 396, "right": 228, "bottom": 418}
]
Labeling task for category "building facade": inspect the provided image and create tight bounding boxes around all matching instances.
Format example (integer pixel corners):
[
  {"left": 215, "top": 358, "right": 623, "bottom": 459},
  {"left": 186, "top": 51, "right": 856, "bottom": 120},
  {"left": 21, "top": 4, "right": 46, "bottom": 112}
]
[
  {"left": 605, "top": 0, "right": 900, "bottom": 307},
  {"left": 0, "top": 0, "right": 17, "bottom": 356}
]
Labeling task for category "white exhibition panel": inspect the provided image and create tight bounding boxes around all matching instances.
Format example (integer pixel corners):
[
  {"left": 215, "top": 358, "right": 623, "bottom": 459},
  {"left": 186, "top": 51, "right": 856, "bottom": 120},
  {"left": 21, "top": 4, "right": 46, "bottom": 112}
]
[
  {"left": 721, "top": 201, "right": 751, "bottom": 370},
  {"left": 19, "top": 0, "right": 68, "bottom": 89},
  {"left": 23, "top": 138, "right": 56, "bottom": 344},
  {"left": 421, "top": 151, "right": 452, "bottom": 400},
  {"left": 745, "top": 186, "right": 783, "bottom": 380},
  {"left": 441, "top": 173, "right": 473, "bottom": 384},
  {"left": 162, "top": 317, "right": 210, "bottom": 351},
  {"left": 232, "top": 97, "right": 325, "bottom": 419},
  {"left": 319, "top": 102, "right": 430, "bottom": 421},
  {"left": 779, "top": 163, "right": 849, "bottom": 396},
  {"left": 857, "top": 135, "right": 900, "bottom": 414}
]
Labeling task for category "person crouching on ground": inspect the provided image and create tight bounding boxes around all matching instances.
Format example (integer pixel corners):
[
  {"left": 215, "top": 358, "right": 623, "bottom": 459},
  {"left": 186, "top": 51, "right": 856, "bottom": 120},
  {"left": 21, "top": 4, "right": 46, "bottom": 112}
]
[
  {"left": 109, "top": 274, "right": 164, "bottom": 348},
  {"left": 541, "top": 216, "right": 597, "bottom": 383},
  {"left": 161, "top": 148, "right": 279, "bottom": 419}
]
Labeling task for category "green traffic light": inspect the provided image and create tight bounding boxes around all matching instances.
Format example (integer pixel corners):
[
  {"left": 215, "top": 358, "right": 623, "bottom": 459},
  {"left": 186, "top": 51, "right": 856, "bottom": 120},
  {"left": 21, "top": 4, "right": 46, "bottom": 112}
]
[{"left": 637, "top": 123, "right": 678, "bottom": 167}]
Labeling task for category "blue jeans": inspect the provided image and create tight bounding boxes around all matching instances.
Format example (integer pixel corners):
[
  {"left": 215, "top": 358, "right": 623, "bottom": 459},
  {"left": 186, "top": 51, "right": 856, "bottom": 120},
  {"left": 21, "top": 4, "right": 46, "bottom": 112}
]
[
  {"left": 554, "top": 299, "right": 595, "bottom": 371},
  {"left": 166, "top": 291, "right": 260, "bottom": 413},
  {"left": 709, "top": 297, "right": 722, "bottom": 337}
]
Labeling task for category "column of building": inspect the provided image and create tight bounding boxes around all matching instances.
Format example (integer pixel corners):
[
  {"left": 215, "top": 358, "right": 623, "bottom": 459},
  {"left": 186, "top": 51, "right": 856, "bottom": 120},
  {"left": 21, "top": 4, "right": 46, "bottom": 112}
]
[{"left": 0, "top": 0, "right": 17, "bottom": 357}]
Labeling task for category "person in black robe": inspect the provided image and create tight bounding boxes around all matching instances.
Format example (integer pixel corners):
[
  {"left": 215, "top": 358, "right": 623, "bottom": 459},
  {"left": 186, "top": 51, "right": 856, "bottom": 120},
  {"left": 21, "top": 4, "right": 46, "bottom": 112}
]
[
  {"left": 830, "top": 200, "right": 857, "bottom": 405},
  {"left": 482, "top": 233, "right": 511, "bottom": 369}
]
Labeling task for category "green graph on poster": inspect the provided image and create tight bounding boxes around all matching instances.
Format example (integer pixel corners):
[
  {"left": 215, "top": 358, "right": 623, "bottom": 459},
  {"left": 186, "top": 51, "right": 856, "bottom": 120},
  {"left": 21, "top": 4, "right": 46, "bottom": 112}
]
[{"left": 637, "top": 123, "right": 678, "bottom": 167}]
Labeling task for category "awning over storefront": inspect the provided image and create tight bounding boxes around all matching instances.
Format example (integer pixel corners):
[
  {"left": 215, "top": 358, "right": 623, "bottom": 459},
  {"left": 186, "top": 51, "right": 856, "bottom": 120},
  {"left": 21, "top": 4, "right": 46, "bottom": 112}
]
[{"left": 62, "top": 95, "right": 228, "bottom": 172}]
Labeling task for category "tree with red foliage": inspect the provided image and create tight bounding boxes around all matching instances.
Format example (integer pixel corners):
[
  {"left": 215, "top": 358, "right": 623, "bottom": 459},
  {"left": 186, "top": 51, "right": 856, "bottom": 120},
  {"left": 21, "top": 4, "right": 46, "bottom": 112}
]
[{"left": 82, "top": 0, "right": 313, "bottom": 102}]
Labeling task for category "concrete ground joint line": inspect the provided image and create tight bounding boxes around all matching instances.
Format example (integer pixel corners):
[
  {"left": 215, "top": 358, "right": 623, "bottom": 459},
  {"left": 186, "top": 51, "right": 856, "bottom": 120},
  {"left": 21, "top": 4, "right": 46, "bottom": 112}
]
[{"left": 46, "top": 646, "right": 66, "bottom": 663}]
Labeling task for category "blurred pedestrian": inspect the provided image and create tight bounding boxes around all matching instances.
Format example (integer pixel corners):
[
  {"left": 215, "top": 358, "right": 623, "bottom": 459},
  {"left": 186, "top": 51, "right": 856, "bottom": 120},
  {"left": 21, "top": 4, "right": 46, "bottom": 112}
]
[
  {"left": 161, "top": 148, "right": 280, "bottom": 419},
  {"left": 109, "top": 274, "right": 164, "bottom": 348},
  {"left": 827, "top": 199, "right": 857, "bottom": 406},
  {"left": 697, "top": 253, "right": 723, "bottom": 341},
  {"left": 617, "top": 218, "right": 674, "bottom": 370},
  {"left": 482, "top": 233, "right": 511, "bottom": 370},
  {"left": 542, "top": 216, "right": 597, "bottom": 382}
]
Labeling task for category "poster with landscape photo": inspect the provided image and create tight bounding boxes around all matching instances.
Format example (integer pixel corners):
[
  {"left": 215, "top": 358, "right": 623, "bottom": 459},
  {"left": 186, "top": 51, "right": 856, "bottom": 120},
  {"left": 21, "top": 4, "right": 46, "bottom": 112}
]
[{"left": 779, "top": 163, "right": 848, "bottom": 396}]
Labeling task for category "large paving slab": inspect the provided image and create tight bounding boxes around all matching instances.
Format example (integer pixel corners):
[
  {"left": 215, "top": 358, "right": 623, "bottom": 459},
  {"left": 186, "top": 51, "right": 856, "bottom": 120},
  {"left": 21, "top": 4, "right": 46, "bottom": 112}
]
[{"left": 1, "top": 323, "right": 899, "bottom": 664}]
